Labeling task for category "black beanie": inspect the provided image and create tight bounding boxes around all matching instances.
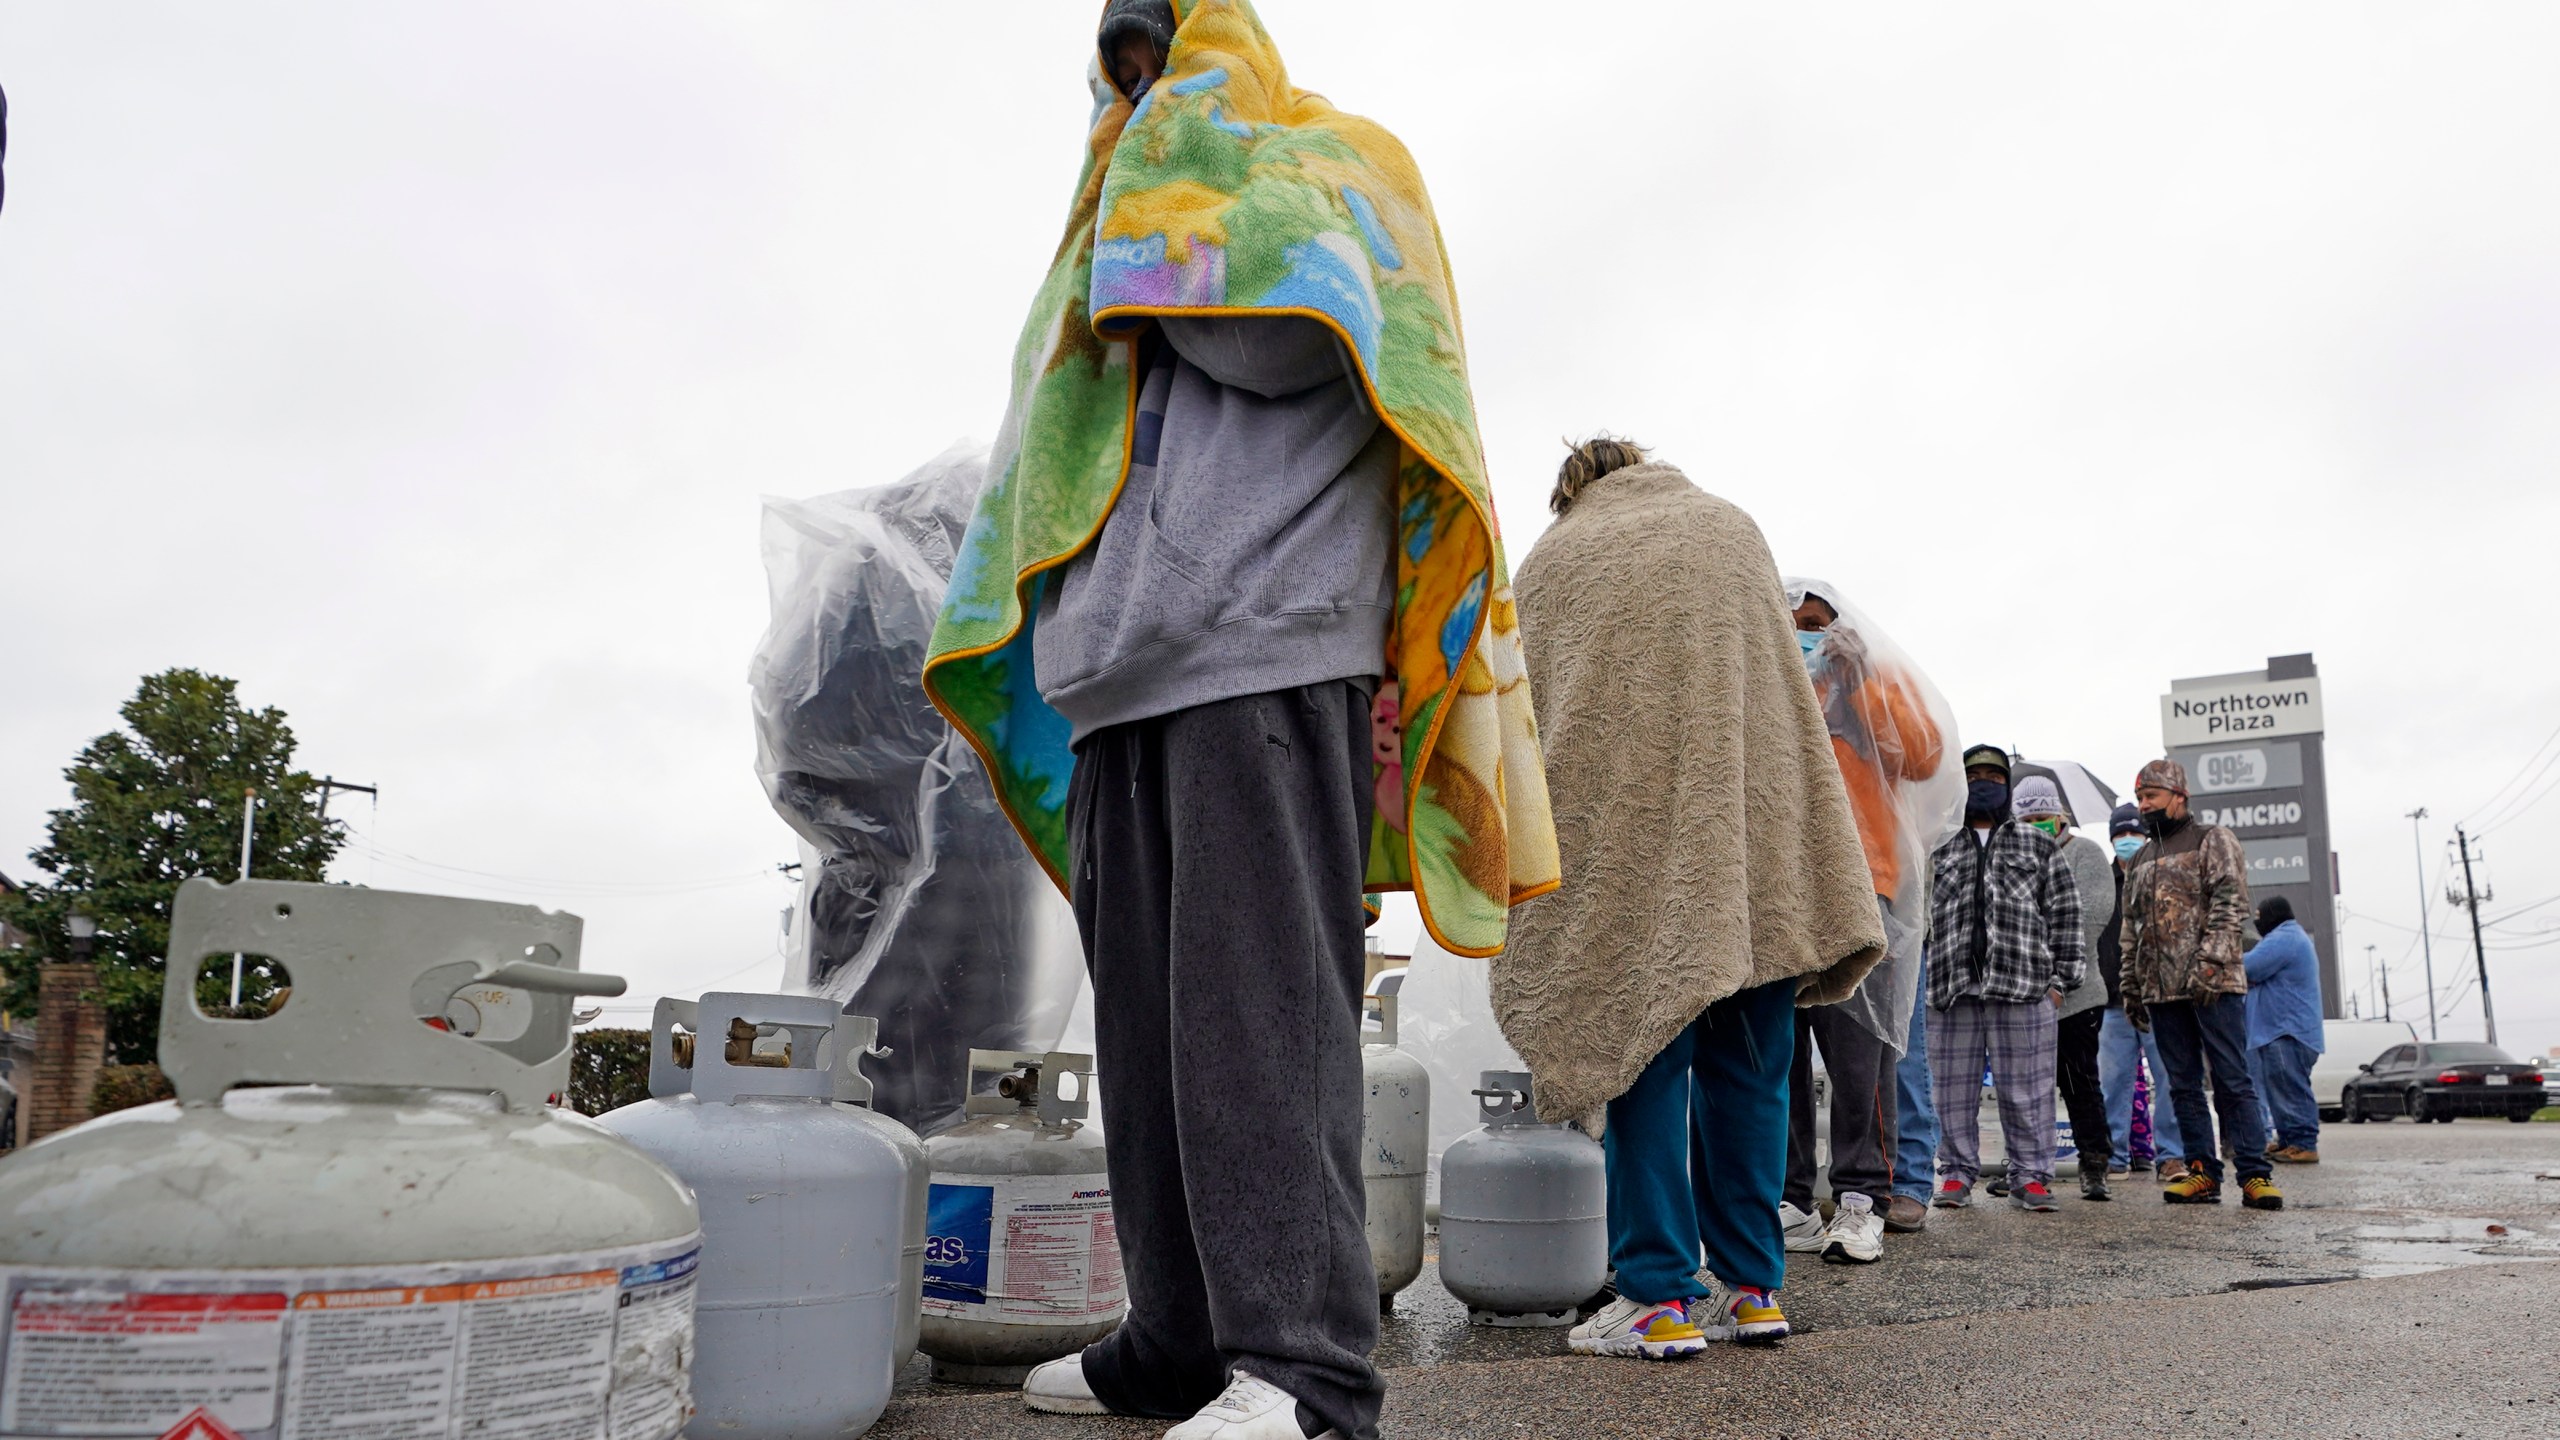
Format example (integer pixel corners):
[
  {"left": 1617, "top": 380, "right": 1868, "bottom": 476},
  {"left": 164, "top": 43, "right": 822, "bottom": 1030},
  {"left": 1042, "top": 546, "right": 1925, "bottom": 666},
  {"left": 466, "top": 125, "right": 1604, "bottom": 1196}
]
[
  {"left": 1098, "top": 0, "right": 1177, "bottom": 67},
  {"left": 2255, "top": 895, "right": 2295, "bottom": 935}
]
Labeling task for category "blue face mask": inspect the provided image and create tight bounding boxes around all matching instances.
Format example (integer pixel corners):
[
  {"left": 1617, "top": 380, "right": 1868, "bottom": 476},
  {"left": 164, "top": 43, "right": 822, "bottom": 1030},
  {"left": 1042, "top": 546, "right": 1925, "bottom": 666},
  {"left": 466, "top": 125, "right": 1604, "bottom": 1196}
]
[
  {"left": 1797, "top": 630, "right": 1823, "bottom": 659},
  {"left": 2114, "top": 836, "right": 2143, "bottom": 861}
]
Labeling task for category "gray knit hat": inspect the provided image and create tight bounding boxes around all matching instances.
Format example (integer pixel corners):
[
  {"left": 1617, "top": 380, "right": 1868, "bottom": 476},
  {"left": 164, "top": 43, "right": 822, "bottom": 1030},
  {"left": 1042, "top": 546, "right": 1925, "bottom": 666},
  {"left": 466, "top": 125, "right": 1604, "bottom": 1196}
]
[{"left": 2012, "top": 776, "right": 2069, "bottom": 820}]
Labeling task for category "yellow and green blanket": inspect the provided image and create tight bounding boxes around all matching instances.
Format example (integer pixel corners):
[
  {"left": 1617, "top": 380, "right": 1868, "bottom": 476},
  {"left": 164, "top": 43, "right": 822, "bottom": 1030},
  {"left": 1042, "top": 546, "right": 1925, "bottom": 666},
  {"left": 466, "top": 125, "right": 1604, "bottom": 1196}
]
[{"left": 922, "top": 0, "right": 1557, "bottom": 956}]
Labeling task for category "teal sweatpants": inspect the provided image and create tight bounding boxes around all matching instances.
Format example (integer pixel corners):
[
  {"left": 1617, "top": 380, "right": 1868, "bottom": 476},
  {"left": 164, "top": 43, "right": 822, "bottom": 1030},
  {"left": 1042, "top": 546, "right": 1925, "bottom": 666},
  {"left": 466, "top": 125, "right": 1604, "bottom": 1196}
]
[{"left": 1603, "top": 978, "right": 1798, "bottom": 1303}]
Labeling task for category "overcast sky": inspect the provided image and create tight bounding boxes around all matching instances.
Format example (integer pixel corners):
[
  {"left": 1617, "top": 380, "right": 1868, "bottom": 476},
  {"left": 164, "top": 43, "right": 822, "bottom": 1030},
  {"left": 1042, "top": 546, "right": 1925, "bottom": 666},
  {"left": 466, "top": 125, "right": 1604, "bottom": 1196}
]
[{"left": 4, "top": 3, "right": 2556, "bottom": 1051}]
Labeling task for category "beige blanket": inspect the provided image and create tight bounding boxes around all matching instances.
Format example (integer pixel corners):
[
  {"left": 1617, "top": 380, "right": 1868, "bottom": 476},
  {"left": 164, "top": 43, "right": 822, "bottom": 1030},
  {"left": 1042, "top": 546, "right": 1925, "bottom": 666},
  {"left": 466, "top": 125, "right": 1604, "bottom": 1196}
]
[{"left": 1496, "top": 462, "right": 1887, "bottom": 1131}]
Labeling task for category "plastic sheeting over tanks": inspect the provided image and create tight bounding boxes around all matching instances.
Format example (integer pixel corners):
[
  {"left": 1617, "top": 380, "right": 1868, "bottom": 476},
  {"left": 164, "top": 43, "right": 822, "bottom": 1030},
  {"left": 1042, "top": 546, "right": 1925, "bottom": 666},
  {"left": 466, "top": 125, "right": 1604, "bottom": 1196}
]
[{"left": 749, "top": 442, "right": 1086, "bottom": 1137}]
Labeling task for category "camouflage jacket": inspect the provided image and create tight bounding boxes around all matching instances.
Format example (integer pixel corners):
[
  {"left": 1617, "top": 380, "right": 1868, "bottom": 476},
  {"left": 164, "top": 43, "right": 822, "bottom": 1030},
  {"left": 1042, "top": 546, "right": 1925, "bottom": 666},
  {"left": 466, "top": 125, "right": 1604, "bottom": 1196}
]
[{"left": 2120, "top": 821, "right": 2252, "bottom": 1014}]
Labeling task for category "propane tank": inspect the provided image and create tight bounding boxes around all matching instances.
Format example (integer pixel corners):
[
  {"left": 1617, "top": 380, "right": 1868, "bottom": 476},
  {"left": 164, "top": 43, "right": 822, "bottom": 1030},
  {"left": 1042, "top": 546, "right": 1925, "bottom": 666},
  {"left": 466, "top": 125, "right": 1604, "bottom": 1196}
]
[
  {"left": 918, "top": 1050, "right": 1122, "bottom": 1385},
  {"left": 0, "top": 878, "right": 701, "bottom": 1437},
  {"left": 1361, "top": 994, "right": 1429, "bottom": 1308},
  {"left": 1436, "top": 1069, "right": 1608, "bottom": 1327},
  {"left": 597, "top": 993, "right": 925, "bottom": 1439}
]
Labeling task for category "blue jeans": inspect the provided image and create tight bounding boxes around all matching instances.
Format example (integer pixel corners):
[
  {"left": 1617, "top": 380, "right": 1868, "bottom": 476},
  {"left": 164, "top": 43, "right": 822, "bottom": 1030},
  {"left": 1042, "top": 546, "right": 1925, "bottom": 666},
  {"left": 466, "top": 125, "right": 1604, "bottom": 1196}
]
[
  {"left": 2148, "top": 997, "right": 2270, "bottom": 1184},
  {"left": 1891, "top": 952, "right": 1940, "bottom": 1201},
  {"left": 1603, "top": 978, "right": 1796, "bottom": 1302},
  {"left": 2253, "top": 1034, "right": 2321, "bottom": 1151},
  {"left": 2099, "top": 1007, "right": 2181, "bottom": 1166}
]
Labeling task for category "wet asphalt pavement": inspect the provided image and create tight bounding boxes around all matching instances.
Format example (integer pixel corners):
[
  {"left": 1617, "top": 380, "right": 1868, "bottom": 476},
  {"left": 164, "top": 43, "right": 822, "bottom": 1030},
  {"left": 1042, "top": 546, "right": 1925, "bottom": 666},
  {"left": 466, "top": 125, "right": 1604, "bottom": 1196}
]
[{"left": 870, "top": 1119, "right": 2560, "bottom": 1438}]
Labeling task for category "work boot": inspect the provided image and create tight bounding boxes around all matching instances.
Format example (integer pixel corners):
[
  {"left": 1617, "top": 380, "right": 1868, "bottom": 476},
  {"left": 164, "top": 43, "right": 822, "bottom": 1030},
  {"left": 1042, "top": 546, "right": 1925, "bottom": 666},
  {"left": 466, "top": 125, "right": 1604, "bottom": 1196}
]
[
  {"left": 1884, "top": 1194, "right": 1929, "bottom": 1232},
  {"left": 2270, "top": 1145, "right": 2319, "bottom": 1164},
  {"left": 2156, "top": 1158, "right": 2189, "bottom": 1183},
  {"left": 2080, "top": 1166, "right": 2113, "bottom": 1202}
]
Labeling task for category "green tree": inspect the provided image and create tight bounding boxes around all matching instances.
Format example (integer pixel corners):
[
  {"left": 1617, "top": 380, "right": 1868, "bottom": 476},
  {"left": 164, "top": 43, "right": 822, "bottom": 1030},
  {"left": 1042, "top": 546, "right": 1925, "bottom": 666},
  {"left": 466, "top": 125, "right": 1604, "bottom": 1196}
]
[{"left": 0, "top": 670, "right": 345, "bottom": 1062}]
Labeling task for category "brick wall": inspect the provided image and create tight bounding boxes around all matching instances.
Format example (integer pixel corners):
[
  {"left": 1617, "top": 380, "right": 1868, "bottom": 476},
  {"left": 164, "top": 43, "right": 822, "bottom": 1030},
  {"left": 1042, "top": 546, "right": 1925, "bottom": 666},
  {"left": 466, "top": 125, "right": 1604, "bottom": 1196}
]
[{"left": 24, "top": 962, "right": 106, "bottom": 1144}]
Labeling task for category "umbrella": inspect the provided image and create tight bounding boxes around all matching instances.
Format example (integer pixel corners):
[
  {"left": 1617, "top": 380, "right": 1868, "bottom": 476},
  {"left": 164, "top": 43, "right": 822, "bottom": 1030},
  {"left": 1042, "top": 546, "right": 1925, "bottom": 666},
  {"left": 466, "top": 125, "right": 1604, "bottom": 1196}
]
[{"left": 2010, "top": 758, "right": 2119, "bottom": 829}]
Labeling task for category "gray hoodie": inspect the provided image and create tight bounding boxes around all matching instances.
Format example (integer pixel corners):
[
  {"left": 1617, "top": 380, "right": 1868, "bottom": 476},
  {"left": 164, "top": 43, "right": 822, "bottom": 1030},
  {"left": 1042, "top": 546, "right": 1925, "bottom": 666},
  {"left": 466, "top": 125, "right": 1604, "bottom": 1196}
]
[{"left": 1033, "top": 315, "right": 1399, "bottom": 743}]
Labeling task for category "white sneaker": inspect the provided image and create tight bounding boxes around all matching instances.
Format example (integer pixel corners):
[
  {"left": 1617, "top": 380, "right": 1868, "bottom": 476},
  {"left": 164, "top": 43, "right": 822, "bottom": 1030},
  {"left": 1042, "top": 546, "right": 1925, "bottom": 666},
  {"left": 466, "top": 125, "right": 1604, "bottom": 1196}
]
[
  {"left": 1021, "top": 1354, "right": 1107, "bottom": 1415},
  {"left": 1818, "top": 1192, "right": 1884, "bottom": 1265},
  {"left": 1164, "top": 1371, "right": 1340, "bottom": 1440},
  {"left": 1778, "top": 1200, "right": 1826, "bottom": 1253},
  {"left": 1694, "top": 1274, "right": 1790, "bottom": 1345},
  {"left": 1566, "top": 1295, "right": 1708, "bottom": 1360}
]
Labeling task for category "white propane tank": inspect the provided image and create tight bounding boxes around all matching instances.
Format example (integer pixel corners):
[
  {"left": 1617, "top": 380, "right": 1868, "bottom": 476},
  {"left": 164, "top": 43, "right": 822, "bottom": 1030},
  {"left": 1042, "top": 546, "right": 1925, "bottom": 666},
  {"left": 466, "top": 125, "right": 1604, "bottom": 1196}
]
[
  {"left": 0, "top": 878, "right": 702, "bottom": 1438},
  {"left": 1436, "top": 1070, "right": 1608, "bottom": 1327},
  {"left": 1361, "top": 994, "right": 1429, "bottom": 1308},
  {"left": 918, "top": 1050, "right": 1122, "bottom": 1385},
  {"left": 597, "top": 993, "right": 926, "bottom": 1439}
]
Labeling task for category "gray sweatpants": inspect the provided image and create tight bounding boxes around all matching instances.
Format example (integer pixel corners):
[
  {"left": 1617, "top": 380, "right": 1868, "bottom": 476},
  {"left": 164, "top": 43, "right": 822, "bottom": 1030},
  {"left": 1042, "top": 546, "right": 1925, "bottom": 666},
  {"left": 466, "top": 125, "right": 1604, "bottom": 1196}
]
[{"left": 1068, "top": 682, "right": 1383, "bottom": 1440}]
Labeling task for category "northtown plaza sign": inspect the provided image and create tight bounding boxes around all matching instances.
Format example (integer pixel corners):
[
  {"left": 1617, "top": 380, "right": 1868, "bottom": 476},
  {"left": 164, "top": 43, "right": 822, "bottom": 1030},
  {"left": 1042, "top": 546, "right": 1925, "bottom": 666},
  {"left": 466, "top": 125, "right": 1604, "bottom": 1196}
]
[{"left": 2159, "top": 676, "right": 2324, "bottom": 747}]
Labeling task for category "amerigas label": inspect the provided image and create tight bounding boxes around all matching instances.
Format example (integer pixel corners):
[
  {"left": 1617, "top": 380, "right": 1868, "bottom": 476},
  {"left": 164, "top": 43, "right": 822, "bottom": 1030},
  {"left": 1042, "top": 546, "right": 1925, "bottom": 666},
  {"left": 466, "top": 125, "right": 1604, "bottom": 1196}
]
[
  {"left": 923, "top": 1175, "right": 1124, "bottom": 1325},
  {"left": 0, "top": 1236, "right": 698, "bottom": 1440}
]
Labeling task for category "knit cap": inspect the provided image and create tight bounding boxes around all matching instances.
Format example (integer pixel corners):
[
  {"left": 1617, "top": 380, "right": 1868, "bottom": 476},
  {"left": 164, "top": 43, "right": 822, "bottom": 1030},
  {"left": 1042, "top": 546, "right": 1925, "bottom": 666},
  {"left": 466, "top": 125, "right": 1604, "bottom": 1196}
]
[
  {"left": 2109, "top": 802, "right": 2144, "bottom": 838},
  {"left": 2012, "top": 776, "right": 2068, "bottom": 820},
  {"left": 2135, "top": 758, "right": 2190, "bottom": 796}
]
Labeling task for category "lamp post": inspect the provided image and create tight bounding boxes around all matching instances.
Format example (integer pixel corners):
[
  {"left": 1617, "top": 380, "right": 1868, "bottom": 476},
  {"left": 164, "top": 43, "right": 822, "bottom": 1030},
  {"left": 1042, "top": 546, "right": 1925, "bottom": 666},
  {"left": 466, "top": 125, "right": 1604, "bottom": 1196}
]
[{"left": 64, "top": 913, "right": 96, "bottom": 963}]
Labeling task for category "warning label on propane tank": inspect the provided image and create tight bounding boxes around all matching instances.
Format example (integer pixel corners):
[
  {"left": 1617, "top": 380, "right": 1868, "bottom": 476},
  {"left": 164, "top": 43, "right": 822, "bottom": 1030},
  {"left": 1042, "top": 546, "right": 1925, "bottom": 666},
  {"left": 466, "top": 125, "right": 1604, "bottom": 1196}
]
[
  {"left": 923, "top": 1175, "right": 1124, "bottom": 1324},
  {"left": 0, "top": 1237, "right": 698, "bottom": 1440}
]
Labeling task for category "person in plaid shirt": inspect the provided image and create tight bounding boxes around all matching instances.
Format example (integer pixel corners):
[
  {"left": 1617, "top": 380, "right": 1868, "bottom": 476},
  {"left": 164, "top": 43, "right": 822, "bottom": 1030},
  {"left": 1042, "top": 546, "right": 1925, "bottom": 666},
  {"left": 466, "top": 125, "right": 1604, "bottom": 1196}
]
[{"left": 1924, "top": 745, "right": 2086, "bottom": 1212}]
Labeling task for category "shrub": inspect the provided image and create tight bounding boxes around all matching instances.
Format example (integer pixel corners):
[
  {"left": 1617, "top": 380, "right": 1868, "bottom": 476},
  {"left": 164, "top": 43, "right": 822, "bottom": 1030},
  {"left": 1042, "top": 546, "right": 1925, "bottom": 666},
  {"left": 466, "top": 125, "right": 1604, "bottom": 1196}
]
[
  {"left": 570, "top": 1028, "right": 652, "bottom": 1116},
  {"left": 92, "top": 1063, "right": 175, "bottom": 1117}
]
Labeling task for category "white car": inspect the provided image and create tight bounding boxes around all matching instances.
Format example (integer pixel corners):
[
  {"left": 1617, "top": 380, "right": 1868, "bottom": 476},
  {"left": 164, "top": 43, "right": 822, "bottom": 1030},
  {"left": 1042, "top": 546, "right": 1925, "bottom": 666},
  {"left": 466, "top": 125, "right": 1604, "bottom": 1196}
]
[{"left": 2314, "top": 1019, "right": 2421, "bottom": 1121}]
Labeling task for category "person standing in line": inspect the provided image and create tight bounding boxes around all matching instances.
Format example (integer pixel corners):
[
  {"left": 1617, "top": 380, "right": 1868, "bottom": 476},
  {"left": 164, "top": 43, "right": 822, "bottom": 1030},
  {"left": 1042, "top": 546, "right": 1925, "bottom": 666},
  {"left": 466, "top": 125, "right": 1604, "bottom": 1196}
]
[
  {"left": 1890, "top": 941, "right": 1942, "bottom": 1224},
  {"left": 1777, "top": 579, "right": 1957, "bottom": 1252},
  {"left": 1925, "top": 746, "right": 2085, "bottom": 1213},
  {"left": 1497, "top": 439, "right": 1886, "bottom": 1357},
  {"left": 926, "top": 5, "right": 1560, "bottom": 1435},
  {"left": 2122, "top": 759, "right": 2280, "bottom": 1210},
  {"left": 2244, "top": 896, "right": 2325, "bottom": 1164},
  {"left": 2014, "top": 779, "right": 2117, "bottom": 1201},
  {"left": 2096, "top": 803, "right": 2188, "bottom": 1180}
]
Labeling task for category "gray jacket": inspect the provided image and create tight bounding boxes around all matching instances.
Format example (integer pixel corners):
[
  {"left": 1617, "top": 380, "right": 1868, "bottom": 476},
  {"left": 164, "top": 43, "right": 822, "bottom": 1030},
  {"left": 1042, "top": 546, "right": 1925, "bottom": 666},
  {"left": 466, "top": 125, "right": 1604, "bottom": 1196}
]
[
  {"left": 1033, "top": 315, "right": 1398, "bottom": 743},
  {"left": 2056, "top": 833, "right": 2115, "bottom": 1019}
]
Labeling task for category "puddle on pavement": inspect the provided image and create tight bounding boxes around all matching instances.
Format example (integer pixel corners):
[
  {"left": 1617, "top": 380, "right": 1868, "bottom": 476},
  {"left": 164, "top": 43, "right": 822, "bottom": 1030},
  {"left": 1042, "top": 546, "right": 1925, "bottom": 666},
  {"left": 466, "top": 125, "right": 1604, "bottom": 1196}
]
[{"left": 2349, "top": 1216, "right": 2556, "bottom": 1278}]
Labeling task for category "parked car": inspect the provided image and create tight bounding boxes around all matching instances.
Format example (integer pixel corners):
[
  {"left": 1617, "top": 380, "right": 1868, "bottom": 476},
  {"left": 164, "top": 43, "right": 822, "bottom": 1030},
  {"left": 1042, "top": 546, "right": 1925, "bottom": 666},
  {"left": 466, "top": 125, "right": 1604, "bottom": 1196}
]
[
  {"left": 2313, "top": 1019, "right": 2420, "bottom": 1122},
  {"left": 2532, "top": 1056, "right": 2560, "bottom": 1110},
  {"left": 2341, "top": 1040, "right": 2546, "bottom": 1123}
]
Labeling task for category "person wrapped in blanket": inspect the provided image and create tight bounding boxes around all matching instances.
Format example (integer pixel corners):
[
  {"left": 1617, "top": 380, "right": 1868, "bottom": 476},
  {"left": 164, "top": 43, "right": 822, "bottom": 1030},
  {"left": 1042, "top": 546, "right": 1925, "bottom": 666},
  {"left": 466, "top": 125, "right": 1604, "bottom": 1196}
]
[{"left": 1777, "top": 580, "right": 1957, "bottom": 1249}]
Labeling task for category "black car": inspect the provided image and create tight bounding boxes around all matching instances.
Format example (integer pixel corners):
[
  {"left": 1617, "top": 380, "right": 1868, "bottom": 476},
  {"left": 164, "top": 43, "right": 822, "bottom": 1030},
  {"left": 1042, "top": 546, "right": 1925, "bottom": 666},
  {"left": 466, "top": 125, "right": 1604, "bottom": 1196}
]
[{"left": 2342, "top": 1041, "right": 2546, "bottom": 1123}]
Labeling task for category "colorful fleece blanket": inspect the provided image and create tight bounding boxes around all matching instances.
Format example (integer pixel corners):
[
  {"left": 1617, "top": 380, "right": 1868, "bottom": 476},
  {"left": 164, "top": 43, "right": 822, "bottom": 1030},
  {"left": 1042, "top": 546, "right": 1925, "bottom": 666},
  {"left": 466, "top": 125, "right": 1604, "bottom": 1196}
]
[{"left": 922, "top": 0, "right": 1557, "bottom": 956}]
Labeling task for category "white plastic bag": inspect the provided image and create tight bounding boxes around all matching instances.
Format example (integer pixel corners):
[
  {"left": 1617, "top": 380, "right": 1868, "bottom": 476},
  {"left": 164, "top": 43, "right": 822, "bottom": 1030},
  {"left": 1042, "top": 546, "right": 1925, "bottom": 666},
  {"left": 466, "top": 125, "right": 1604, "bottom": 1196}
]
[
  {"left": 1395, "top": 931, "right": 1526, "bottom": 1206},
  {"left": 749, "top": 441, "right": 1086, "bottom": 1136}
]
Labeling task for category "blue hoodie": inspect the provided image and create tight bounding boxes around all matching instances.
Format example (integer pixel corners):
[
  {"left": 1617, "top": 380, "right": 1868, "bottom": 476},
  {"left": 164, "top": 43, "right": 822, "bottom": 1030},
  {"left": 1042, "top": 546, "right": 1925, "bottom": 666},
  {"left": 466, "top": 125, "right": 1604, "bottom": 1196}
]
[{"left": 2242, "top": 919, "right": 2324, "bottom": 1052}]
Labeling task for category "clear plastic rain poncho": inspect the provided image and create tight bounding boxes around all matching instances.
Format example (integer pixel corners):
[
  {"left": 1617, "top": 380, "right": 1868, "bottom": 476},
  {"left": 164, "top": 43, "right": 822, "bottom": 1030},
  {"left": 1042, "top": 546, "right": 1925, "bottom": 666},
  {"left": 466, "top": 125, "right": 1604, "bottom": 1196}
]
[
  {"left": 749, "top": 442, "right": 1087, "bottom": 1137},
  {"left": 1782, "top": 577, "right": 1964, "bottom": 1053}
]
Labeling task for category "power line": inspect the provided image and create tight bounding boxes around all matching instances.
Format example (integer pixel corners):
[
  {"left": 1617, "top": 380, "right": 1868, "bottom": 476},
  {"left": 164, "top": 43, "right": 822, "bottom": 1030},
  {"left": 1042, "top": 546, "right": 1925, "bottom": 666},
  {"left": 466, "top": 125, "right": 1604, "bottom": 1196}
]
[
  {"left": 2459, "top": 719, "right": 2560, "bottom": 828},
  {"left": 341, "top": 840, "right": 783, "bottom": 898},
  {"left": 2484, "top": 893, "right": 2560, "bottom": 929},
  {"left": 2475, "top": 766, "right": 2560, "bottom": 837}
]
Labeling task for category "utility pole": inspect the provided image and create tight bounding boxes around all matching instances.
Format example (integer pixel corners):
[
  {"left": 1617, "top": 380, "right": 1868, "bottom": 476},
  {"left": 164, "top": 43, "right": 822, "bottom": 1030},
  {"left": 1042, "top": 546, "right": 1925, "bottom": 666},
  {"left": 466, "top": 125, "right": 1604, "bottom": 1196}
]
[
  {"left": 313, "top": 776, "right": 379, "bottom": 824},
  {"left": 2450, "top": 826, "right": 2496, "bottom": 1048},
  {"left": 2369, "top": 943, "right": 2391, "bottom": 1021},
  {"left": 2407, "top": 807, "right": 2438, "bottom": 1039}
]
